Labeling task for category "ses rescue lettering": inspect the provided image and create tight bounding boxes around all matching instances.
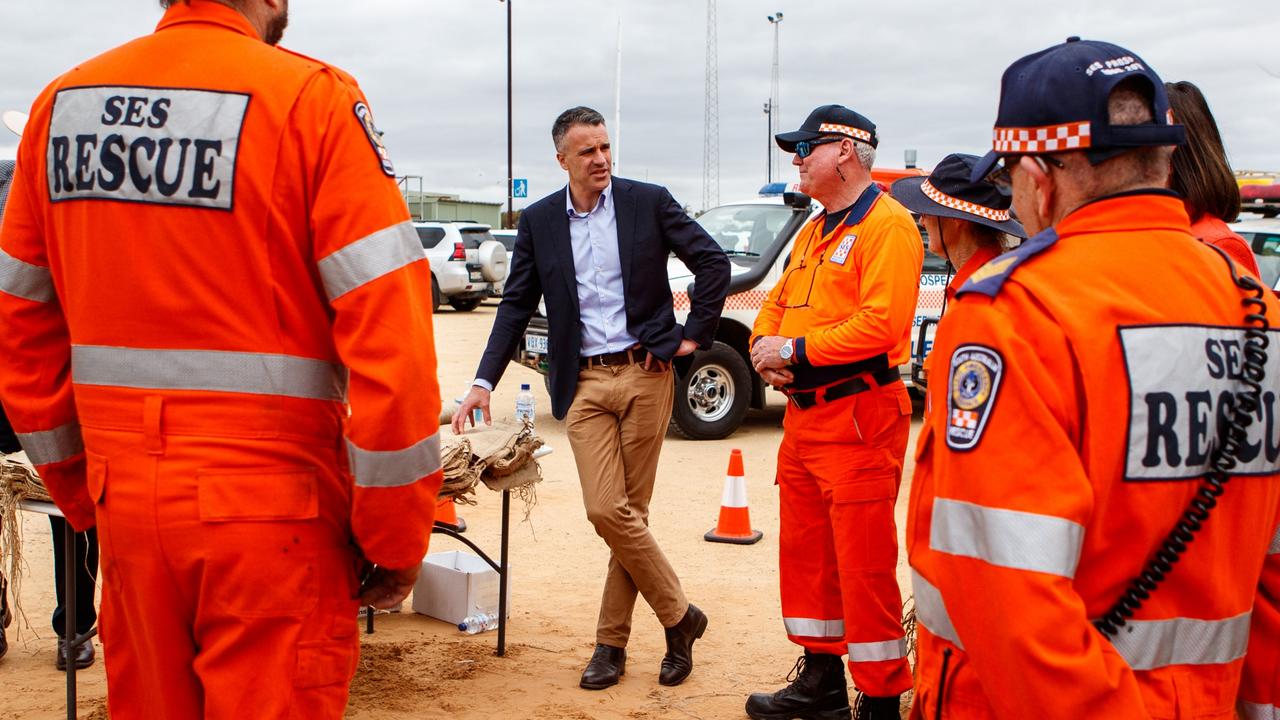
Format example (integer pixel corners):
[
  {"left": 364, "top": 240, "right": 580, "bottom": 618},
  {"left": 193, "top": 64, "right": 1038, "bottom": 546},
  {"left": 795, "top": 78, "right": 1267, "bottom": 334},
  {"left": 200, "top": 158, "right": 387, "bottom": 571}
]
[
  {"left": 47, "top": 86, "right": 249, "bottom": 210},
  {"left": 1122, "top": 325, "right": 1280, "bottom": 480}
]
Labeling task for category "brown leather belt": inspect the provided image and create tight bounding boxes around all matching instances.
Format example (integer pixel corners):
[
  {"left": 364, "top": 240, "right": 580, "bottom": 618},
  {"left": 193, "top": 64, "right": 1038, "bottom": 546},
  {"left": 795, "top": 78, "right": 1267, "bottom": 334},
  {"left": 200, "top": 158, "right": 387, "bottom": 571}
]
[
  {"left": 786, "top": 366, "right": 901, "bottom": 409},
  {"left": 580, "top": 346, "right": 645, "bottom": 369}
]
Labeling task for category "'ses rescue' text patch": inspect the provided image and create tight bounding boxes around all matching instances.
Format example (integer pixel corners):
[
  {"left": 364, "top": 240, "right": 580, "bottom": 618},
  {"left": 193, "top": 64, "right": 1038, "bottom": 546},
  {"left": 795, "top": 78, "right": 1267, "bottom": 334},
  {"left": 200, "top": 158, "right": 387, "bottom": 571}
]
[
  {"left": 46, "top": 86, "right": 249, "bottom": 210},
  {"left": 1120, "top": 325, "right": 1280, "bottom": 481}
]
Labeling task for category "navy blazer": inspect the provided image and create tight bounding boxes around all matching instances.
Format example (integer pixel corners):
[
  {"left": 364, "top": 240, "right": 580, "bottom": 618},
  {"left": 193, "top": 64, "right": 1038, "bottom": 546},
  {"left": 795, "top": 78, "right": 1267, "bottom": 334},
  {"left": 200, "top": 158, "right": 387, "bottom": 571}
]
[{"left": 474, "top": 177, "right": 730, "bottom": 420}]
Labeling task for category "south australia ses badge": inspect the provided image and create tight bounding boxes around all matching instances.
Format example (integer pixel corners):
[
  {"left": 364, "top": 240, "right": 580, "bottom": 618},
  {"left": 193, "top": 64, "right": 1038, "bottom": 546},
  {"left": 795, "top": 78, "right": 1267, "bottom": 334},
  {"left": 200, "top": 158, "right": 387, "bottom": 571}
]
[{"left": 946, "top": 345, "right": 1004, "bottom": 451}]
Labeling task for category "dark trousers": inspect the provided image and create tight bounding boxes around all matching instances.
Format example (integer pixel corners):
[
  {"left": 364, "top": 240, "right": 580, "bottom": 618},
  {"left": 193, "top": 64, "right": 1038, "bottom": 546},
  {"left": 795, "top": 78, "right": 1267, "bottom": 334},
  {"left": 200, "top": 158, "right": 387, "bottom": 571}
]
[{"left": 49, "top": 516, "right": 99, "bottom": 638}]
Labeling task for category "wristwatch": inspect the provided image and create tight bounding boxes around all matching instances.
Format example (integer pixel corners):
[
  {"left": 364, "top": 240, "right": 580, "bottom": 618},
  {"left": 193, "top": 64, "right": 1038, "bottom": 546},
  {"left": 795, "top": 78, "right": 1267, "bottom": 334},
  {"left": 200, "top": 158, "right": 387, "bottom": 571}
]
[{"left": 779, "top": 338, "right": 795, "bottom": 365}]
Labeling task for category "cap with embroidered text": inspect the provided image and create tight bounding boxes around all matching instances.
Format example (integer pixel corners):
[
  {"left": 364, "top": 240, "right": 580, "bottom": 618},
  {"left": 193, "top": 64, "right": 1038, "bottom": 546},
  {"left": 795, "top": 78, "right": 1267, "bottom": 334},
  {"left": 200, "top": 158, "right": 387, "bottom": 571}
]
[{"left": 971, "top": 37, "right": 1185, "bottom": 182}]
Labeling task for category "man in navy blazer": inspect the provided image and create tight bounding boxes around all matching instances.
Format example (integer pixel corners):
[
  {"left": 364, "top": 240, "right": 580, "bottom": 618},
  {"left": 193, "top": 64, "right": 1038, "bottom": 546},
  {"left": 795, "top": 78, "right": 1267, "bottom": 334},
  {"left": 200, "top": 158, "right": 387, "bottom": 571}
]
[{"left": 455, "top": 106, "right": 729, "bottom": 690}]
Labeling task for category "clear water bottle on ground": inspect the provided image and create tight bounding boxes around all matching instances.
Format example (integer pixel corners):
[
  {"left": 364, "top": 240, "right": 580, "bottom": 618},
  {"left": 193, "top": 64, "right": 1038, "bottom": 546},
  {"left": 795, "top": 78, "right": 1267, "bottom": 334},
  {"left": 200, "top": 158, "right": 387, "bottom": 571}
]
[
  {"left": 515, "top": 383, "right": 535, "bottom": 423},
  {"left": 458, "top": 612, "right": 500, "bottom": 634}
]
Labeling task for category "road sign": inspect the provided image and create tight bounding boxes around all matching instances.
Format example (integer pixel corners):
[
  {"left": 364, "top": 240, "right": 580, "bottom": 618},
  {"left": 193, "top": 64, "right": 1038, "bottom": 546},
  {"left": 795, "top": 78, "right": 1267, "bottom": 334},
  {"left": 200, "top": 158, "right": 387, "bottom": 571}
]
[{"left": 512, "top": 178, "right": 528, "bottom": 198}]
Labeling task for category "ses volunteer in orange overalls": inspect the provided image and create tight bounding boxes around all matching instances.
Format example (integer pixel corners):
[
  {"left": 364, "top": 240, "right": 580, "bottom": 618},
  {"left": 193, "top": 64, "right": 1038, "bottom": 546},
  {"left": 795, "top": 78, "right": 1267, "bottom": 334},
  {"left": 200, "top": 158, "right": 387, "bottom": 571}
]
[
  {"left": 748, "top": 105, "right": 923, "bottom": 720},
  {"left": 0, "top": 2, "right": 442, "bottom": 717},
  {"left": 908, "top": 39, "right": 1280, "bottom": 720}
]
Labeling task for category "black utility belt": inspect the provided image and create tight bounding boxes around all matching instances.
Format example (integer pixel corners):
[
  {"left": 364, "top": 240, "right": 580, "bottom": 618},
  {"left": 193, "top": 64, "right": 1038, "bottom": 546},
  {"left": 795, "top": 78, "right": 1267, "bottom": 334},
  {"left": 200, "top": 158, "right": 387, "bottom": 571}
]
[{"left": 785, "top": 366, "right": 900, "bottom": 410}]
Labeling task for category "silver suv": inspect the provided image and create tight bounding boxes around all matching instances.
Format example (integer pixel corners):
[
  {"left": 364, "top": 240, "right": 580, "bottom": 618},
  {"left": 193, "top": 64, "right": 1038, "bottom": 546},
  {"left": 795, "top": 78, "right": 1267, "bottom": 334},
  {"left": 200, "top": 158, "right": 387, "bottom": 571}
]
[{"left": 415, "top": 222, "right": 508, "bottom": 312}]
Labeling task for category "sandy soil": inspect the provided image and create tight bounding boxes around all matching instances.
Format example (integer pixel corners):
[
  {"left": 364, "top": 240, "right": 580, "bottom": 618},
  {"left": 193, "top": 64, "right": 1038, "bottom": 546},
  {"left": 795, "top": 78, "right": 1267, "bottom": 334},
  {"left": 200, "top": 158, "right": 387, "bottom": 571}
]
[{"left": 1, "top": 301, "right": 922, "bottom": 720}]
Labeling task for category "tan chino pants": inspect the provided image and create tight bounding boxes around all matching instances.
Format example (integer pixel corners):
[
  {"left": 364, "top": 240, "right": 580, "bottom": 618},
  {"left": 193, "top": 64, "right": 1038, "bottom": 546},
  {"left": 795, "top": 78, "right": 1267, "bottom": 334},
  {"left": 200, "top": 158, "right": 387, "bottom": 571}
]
[{"left": 566, "top": 361, "right": 687, "bottom": 647}]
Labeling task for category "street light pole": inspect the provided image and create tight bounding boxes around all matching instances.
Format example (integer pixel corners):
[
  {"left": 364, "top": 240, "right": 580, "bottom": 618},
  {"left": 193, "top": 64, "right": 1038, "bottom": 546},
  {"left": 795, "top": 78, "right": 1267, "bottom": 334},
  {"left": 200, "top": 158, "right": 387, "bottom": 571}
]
[
  {"left": 763, "top": 100, "right": 772, "bottom": 184},
  {"left": 767, "top": 12, "right": 783, "bottom": 183},
  {"left": 505, "top": 0, "right": 513, "bottom": 228}
]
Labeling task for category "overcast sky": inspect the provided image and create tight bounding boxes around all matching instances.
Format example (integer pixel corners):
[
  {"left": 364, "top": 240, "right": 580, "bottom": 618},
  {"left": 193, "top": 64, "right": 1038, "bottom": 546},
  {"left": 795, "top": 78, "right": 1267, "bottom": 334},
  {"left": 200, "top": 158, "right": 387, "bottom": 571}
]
[{"left": 1, "top": 1, "right": 1277, "bottom": 213}]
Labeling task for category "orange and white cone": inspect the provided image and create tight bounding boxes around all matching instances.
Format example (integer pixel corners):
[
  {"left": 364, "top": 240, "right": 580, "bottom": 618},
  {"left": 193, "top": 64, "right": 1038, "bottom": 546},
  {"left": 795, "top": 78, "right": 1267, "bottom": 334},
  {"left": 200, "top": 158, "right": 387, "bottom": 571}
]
[
  {"left": 705, "top": 449, "right": 763, "bottom": 545},
  {"left": 435, "top": 496, "right": 466, "bottom": 533}
]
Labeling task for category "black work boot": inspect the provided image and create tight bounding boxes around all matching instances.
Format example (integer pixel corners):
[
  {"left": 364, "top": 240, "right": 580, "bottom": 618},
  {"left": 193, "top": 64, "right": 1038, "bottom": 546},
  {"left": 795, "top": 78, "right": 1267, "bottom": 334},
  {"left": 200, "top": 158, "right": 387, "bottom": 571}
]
[
  {"left": 853, "top": 692, "right": 901, "bottom": 720},
  {"left": 579, "top": 644, "right": 626, "bottom": 690},
  {"left": 745, "top": 651, "right": 851, "bottom": 720}
]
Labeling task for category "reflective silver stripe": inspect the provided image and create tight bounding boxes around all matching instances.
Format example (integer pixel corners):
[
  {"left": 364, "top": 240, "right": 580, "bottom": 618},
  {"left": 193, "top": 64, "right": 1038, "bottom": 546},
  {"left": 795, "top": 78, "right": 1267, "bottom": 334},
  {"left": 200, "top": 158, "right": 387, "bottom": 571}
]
[
  {"left": 1241, "top": 701, "right": 1280, "bottom": 720},
  {"left": 783, "top": 617, "right": 845, "bottom": 638},
  {"left": 1269, "top": 523, "right": 1280, "bottom": 555},
  {"left": 0, "top": 248, "right": 55, "bottom": 303},
  {"left": 911, "top": 569, "right": 964, "bottom": 650},
  {"left": 347, "top": 432, "right": 442, "bottom": 489},
  {"left": 930, "top": 497, "right": 1084, "bottom": 578},
  {"left": 17, "top": 421, "right": 83, "bottom": 465},
  {"left": 1108, "top": 611, "right": 1251, "bottom": 671},
  {"left": 71, "top": 345, "right": 345, "bottom": 401},
  {"left": 317, "top": 221, "right": 423, "bottom": 302},
  {"left": 847, "top": 638, "right": 907, "bottom": 663}
]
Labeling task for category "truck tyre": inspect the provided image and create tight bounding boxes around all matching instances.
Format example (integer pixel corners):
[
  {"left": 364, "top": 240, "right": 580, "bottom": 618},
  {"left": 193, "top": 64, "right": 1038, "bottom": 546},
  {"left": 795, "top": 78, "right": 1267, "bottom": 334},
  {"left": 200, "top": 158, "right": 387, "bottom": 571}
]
[
  {"left": 477, "top": 240, "right": 509, "bottom": 283},
  {"left": 431, "top": 275, "right": 441, "bottom": 313},
  {"left": 670, "top": 341, "right": 751, "bottom": 440},
  {"left": 449, "top": 298, "right": 481, "bottom": 312}
]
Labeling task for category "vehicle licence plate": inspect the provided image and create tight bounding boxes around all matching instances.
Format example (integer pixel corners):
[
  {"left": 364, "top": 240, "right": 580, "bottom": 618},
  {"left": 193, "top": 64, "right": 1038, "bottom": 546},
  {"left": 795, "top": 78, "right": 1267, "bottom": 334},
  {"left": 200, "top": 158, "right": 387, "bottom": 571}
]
[
  {"left": 469, "top": 270, "right": 484, "bottom": 282},
  {"left": 525, "top": 334, "right": 548, "bottom": 354}
]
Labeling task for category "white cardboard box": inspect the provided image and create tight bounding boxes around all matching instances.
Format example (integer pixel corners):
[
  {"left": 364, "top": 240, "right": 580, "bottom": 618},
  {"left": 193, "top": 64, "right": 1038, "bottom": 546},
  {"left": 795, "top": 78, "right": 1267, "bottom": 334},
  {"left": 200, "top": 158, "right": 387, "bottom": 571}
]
[{"left": 411, "top": 550, "right": 511, "bottom": 626}]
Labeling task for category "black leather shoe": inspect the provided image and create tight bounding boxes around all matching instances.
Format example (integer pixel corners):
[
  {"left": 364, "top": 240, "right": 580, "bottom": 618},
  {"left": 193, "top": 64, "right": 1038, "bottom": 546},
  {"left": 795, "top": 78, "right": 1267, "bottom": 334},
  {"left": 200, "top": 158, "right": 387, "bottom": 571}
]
[
  {"left": 56, "top": 638, "right": 96, "bottom": 671},
  {"left": 745, "top": 651, "right": 851, "bottom": 720},
  {"left": 853, "top": 692, "right": 901, "bottom": 720},
  {"left": 580, "top": 643, "right": 626, "bottom": 690},
  {"left": 0, "top": 624, "right": 7, "bottom": 662},
  {"left": 659, "top": 603, "right": 708, "bottom": 686},
  {"left": 0, "top": 573, "right": 10, "bottom": 629}
]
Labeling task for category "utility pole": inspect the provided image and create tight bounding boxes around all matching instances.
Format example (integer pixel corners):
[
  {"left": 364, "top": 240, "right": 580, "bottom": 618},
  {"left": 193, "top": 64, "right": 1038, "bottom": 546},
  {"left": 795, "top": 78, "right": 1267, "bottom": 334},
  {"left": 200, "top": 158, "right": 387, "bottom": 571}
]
[
  {"left": 702, "top": 0, "right": 719, "bottom": 211},
  {"left": 763, "top": 100, "right": 772, "bottom": 184},
  {"left": 500, "top": 0, "right": 513, "bottom": 228},
  {"left": 767, "top": 12, "right": 783, "bottom": 183}
]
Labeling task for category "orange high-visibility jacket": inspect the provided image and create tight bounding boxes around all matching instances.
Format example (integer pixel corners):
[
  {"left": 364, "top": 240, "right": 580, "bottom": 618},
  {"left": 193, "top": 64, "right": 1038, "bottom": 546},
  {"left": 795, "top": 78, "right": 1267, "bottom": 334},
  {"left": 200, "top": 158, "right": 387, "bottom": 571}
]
[
  {"left": 0, "top": 1, "right": 442, "bottom": 569},
  {"left": 908, "top": 193, "right": 1280, "bottom": 719},
  {"left": 752, "top": 184, "right": 923, "bottom": 373}
]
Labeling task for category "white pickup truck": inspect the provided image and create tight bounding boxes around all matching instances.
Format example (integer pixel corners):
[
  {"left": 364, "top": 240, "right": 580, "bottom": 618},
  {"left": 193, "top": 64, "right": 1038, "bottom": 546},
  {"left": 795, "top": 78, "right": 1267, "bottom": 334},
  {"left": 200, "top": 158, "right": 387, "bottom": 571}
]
[{"left": 512, "top": 182, "right": 950, "bottom": 440}]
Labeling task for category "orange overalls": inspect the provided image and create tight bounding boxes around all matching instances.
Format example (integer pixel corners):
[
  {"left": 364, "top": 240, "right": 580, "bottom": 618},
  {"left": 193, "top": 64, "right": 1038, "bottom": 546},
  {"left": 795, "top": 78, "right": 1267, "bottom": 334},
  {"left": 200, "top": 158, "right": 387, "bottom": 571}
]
[
  {"left": 0, "top": 3, "right": 442, "bottom": 717},
  {"left": 908, "top": 193, "right": 1280, "bottom": 719},
  {"left": 752, "top": 184, "right": 923, "bottom": 696}
]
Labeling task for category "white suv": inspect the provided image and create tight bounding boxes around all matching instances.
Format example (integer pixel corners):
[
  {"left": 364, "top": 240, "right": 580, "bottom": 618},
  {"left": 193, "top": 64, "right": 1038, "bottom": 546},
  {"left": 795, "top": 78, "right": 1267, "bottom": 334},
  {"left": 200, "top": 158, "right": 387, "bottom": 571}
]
[{"left": 415, "top": 222, "right": 508, "bottom": 312}]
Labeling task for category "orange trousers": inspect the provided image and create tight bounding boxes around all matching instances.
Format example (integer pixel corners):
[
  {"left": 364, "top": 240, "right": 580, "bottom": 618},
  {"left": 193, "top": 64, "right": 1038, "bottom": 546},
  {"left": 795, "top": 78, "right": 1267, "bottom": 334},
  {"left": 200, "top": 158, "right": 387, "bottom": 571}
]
[
  {"left": 86, "top": 417, "right": 361, "bottom": 719},
  {"left": 777, "top": 380, "right": 913, "bottom": 697}
]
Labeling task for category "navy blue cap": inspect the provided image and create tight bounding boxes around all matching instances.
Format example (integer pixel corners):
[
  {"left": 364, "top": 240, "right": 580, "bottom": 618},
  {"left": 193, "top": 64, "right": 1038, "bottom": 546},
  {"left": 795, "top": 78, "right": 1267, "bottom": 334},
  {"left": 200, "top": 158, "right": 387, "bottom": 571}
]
[
  {"left": 891, "top": 154, "right": 1026, "bottom": 238},
  {"left": 971, "top": 37, "right": 1185, "bottom": 182},
  {"left": 776, "top": 104, "right": 878, "bottom": 152}
]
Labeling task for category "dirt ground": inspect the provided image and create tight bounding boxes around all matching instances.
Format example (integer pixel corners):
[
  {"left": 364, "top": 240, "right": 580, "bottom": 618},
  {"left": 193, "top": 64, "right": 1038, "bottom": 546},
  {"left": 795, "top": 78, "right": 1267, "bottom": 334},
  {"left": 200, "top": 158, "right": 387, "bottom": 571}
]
[{"left": 0, "top": 302, "right": 922, "bottom": 720}]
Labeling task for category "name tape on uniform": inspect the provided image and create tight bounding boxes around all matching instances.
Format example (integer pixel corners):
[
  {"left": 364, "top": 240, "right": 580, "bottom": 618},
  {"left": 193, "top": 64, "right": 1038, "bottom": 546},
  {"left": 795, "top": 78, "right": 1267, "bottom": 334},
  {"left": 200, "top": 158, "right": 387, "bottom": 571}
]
[
  {"left": 1121, "top": 325, "right": 1280, "bottom": 480},
  {"left": 47, "top": 86, "right": 249, "bottom": 210},
  {"left": 946, "top": 344, "right": 1005, "bottom": 451}
]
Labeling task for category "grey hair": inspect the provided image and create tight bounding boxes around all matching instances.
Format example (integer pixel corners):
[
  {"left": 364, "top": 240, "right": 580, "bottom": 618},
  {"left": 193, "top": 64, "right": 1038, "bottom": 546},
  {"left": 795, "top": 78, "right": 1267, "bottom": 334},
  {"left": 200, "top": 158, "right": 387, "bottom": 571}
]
[
  {"left": 854, "top": 142, "right": 876, "bottom": 171},
  {"left": 552, "top": 106, "right": 606, "bottom": 151}
]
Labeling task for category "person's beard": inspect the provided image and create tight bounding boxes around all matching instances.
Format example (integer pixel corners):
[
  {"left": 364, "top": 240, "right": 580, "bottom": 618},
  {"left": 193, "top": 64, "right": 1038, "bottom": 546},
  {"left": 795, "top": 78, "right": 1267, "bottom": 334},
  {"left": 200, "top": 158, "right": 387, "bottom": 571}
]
[{"left": 264, "top": 0, "right": 289, "bottom": 46}]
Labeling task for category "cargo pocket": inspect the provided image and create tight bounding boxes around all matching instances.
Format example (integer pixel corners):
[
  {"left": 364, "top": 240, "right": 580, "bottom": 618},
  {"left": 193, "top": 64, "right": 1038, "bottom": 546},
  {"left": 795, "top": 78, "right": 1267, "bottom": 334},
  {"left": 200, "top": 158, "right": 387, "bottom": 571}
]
[
  {"left": 294, "top": 640, "right": 358, "bottom": 689},
  {"left": 197, "top": 467, "right": 320, "bottom": 617},
  {"left": 830, "top": 472, "right": 898, "bottom": 572},
  {"left": 86, "top": 453, "right": 115, "bottom": 586}
]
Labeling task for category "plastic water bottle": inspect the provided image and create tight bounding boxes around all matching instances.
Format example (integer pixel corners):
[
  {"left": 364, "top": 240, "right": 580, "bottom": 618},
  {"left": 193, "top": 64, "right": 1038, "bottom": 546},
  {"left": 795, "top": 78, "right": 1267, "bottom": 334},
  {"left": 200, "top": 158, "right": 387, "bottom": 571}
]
[
  {"left": 458, "top": 612, "right": 499, "bottom": 634},
  {"left": 515, "top": 383, "right": 535, "bottom": 423}
]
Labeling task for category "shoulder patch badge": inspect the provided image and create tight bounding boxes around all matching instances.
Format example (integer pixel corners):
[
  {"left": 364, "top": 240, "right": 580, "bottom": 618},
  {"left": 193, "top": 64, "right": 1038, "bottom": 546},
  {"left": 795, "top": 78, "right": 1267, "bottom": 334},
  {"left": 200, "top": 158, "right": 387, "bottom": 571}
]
[
  {"left": 830, "top": 234, "right": 857, "bottom": 265},
  {"left": 353, "top": 102, "right": 395, "bottom": 177},
  {"left": 945, "top": 344, "right": 1004, "bottom": 451}
]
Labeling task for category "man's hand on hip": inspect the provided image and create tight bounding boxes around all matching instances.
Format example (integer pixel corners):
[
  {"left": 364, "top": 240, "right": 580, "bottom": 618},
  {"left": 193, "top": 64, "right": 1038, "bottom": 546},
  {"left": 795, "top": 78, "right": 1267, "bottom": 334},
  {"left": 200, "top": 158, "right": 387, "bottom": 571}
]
[
  {"left": 357, "top": 564, "right": 420, "bottom": 609},
  {"left": 451, "top": 386, "right": 491, "bottom": 434},
  {"left": 751, "top": 335, "right": 791, "bottom": 371}
]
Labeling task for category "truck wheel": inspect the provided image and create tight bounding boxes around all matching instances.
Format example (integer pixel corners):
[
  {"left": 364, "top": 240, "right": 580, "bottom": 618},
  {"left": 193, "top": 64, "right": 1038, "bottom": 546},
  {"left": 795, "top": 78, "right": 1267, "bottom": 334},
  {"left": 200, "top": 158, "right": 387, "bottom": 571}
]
[
  {"left": 431, "top": 275, "right": 441, "bottom": 313},
  {"left": 670, "top": 341, "right": 750, "bottom": 440},
  {"left": 449, "top": 298, "right": 481, "bottom": 312}
]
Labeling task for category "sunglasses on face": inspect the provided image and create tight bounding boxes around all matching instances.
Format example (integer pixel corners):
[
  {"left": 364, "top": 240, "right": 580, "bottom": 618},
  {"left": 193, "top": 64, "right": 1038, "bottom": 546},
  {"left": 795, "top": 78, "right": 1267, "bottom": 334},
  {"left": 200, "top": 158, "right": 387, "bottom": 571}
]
[
  {"left": 987, "top": 154, "right": 1066, "bottom": 191},
  {"left": 793, "top": 137, "right": 844, "bottom": 159}
]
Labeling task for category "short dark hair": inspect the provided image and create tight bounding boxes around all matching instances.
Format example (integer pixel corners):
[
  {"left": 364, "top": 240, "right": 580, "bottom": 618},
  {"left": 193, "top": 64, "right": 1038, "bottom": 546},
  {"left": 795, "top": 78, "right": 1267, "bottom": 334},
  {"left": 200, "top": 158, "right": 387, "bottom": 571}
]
[
  {"left": 551, "top": 107, "right": 605, "bottom": 151},
  {"left": 1166, "top": 81, "right": 1240, "bottom": 223}
]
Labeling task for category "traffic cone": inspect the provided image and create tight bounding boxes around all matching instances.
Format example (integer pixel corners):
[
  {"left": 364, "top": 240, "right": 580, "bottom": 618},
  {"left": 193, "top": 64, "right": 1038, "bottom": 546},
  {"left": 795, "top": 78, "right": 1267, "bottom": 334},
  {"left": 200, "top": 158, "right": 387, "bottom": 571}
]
[
  {"left": 705, "top": 449, "right": 763, "bottom": 544},
  {"left": 434, "top": 496, "right": 466, "bottom": 533}
]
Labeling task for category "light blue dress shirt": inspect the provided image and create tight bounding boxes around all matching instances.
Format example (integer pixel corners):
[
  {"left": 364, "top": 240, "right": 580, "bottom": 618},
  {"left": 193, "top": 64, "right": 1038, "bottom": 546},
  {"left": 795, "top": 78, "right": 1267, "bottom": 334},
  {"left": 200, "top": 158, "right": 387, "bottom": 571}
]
[
  {"left": 471, "top": 183, "right": 638, "bottom": 393},
  {"left": 566, "top": 183, "right": 639, "bottom": 357}
]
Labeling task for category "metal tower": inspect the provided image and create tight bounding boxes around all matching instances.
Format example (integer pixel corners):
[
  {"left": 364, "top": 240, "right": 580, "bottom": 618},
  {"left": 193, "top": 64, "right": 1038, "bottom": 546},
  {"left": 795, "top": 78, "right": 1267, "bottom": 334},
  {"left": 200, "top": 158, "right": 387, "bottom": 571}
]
[{"left": 702, "top": 0, "right": 720, "bottom": 212}]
